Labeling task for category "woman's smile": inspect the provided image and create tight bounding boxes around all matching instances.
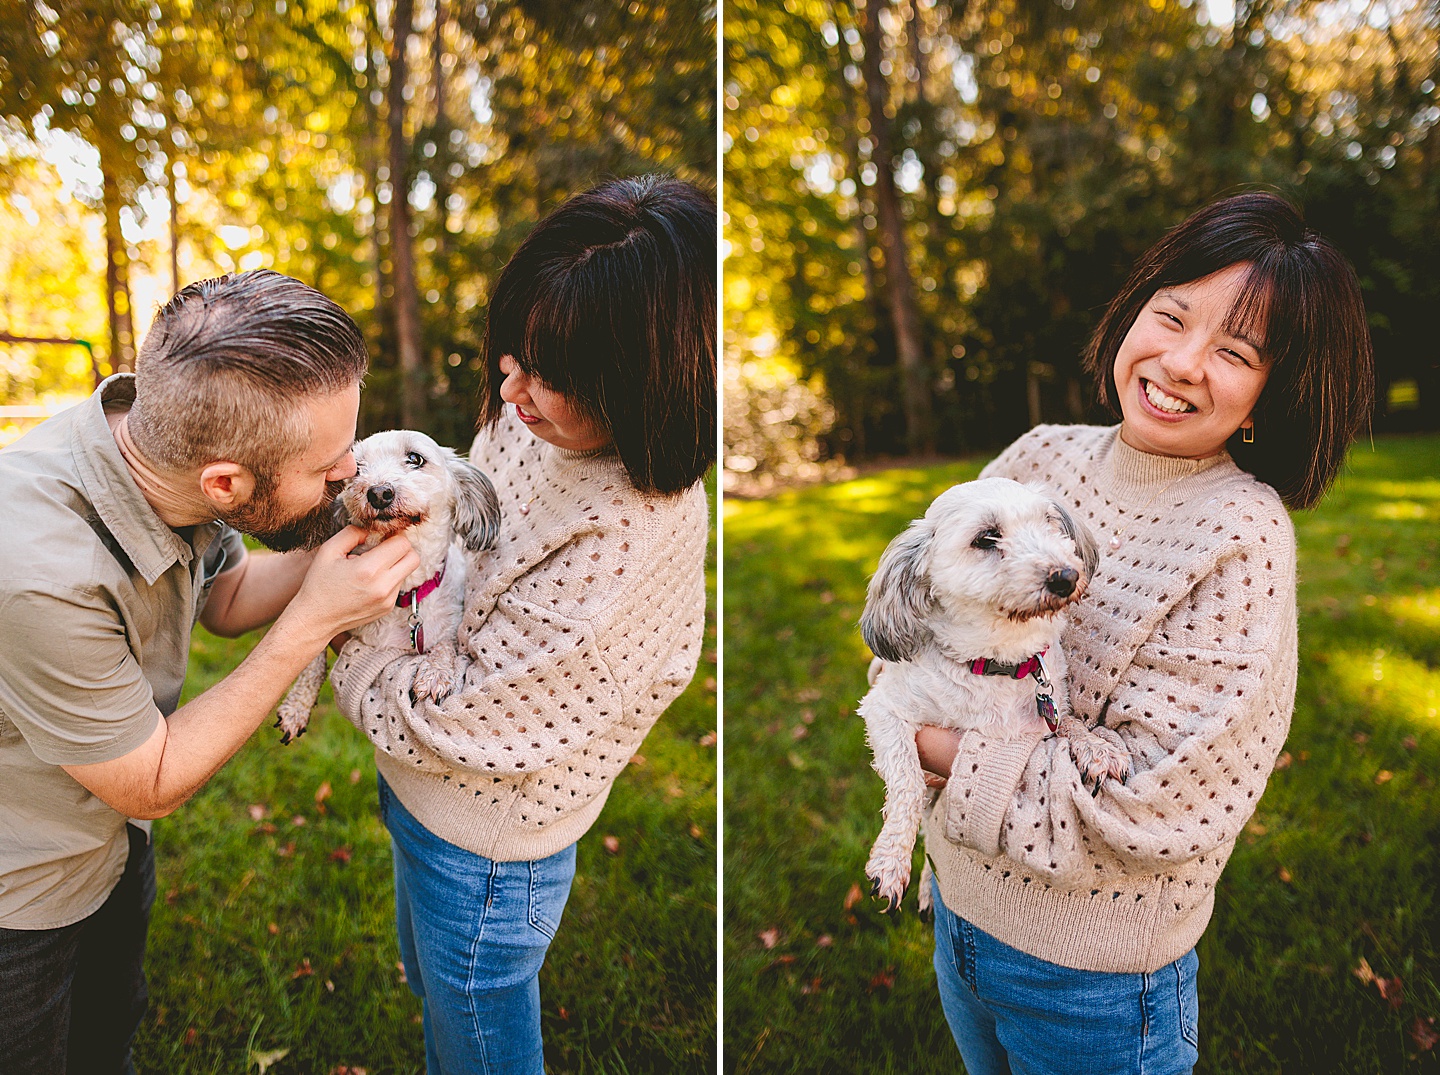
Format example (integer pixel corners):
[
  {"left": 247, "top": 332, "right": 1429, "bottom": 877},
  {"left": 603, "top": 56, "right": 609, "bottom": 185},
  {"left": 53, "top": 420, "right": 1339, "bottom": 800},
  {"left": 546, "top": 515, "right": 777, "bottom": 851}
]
[{"left": 1113, "top": 262, "right": 1271, "bottom": 460}]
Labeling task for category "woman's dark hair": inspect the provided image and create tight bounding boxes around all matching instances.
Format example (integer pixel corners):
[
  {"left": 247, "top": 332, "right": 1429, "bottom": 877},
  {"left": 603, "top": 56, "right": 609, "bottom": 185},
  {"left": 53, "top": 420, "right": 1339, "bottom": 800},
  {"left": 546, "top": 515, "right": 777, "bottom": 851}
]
[
  {"left": 1084, "top": 190, "right": 1373, "bottom": 509},
  {"left": 478, "top": 175, "right": 717, "bottom": 495}
]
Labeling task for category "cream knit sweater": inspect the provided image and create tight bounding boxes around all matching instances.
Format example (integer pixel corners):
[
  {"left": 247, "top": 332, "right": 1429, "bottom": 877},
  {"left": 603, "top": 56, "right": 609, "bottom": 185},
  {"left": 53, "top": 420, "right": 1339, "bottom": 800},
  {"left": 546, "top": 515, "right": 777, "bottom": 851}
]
[
  {"left": 330, "top": 411, "right": 708, "bottom": 861},
  {"left": 924, "top": 423, "right": 1298, "bottom": 973}
]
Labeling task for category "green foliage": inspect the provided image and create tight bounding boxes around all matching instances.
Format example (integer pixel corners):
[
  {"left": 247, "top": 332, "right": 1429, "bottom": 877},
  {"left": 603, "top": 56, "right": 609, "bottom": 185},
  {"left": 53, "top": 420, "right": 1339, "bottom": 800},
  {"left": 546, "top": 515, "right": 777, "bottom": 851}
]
[
  {"left": 724, "top": 0, "right": 1440, "bottom": 474},
  {"left": 135, "top": 482, "right": 717, "bottom": 1074},
  {"left": 0, "top": 0, "right": 715, "bottom": 446},
  {"left": 722, "top": 434, "right": 1440, "bottom": 1073}
]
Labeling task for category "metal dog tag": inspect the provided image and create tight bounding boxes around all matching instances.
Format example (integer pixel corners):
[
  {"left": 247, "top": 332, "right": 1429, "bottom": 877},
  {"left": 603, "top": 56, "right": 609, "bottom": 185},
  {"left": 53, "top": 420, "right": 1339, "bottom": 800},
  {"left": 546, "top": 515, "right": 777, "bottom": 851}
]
[{"left": 409, "top": 609, "right": 426, "bottom": 653}]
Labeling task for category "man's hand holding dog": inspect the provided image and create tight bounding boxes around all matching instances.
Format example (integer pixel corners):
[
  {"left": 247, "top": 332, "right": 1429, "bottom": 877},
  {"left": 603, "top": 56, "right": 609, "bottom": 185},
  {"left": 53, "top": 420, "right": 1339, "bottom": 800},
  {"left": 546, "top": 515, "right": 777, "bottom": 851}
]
[{"left": 61, "top": 527, "right": 418, "bottom": 821}]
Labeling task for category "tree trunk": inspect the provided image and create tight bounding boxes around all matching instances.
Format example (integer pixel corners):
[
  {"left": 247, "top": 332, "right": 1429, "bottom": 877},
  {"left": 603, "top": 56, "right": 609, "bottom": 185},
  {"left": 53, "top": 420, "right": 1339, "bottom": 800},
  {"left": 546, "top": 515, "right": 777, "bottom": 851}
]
[
  {"left": 165, "top": 148, "right": 180, "bottom": 296},
  {"left": 388, "top": 0, "right": 426, "bottom": 429},
  {"left": 100, "top": 152, "right": 136, "bottom": 374},
  {"left": 860, "top": 0, "right": 933, "bottom": 454}
]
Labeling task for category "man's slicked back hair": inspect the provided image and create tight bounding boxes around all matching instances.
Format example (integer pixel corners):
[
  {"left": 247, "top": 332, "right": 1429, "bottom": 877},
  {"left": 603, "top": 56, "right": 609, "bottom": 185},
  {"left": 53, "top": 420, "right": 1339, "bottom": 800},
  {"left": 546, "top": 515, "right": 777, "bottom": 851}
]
[{"left": 129, "top": 270, "right": 368, "bottom": 480}]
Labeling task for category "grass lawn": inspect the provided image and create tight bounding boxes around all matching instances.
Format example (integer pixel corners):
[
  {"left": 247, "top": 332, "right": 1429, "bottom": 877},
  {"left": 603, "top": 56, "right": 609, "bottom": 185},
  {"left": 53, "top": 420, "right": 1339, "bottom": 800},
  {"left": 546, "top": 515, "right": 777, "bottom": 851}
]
[
  {"left": 722, "top": 433, "right": 1440, "bottom": 1074},
  {"left": 131, "top": 485, "right": 717, "bottom": 1075}
]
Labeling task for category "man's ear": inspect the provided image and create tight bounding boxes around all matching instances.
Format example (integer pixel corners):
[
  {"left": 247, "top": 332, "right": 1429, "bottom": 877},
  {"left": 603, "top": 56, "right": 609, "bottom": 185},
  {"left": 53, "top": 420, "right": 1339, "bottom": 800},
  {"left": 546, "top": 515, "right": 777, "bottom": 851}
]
[{"left": 198, "top": 462, "right": 256, "bottom": 511}]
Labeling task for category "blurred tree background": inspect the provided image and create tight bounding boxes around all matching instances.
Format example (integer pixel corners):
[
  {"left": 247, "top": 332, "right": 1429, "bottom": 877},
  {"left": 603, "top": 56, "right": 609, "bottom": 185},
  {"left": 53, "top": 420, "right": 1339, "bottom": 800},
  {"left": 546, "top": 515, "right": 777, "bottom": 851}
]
[
  {"left": 0, "top": 0, "right": 714, "bottom": 448},
  {"left": 723, "top": 0, "right": 1440, "bottom": 492}
]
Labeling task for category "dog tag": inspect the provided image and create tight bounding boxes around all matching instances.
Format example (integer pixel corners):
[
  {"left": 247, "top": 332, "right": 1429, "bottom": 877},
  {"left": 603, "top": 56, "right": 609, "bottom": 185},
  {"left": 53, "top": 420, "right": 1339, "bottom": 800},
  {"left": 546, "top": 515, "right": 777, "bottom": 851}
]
[
  {"left": 409, "top": 609, "right": 426, "bottom": 654},
  {"left": 1036, "top": 691, "right": 1058, "bottom": 733}
]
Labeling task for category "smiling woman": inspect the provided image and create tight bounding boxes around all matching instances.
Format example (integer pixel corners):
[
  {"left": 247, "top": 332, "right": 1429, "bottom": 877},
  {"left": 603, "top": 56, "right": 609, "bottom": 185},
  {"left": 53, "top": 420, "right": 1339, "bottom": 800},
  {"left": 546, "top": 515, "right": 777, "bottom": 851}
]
[{"left": 904, "top": 190, "right": 1378, "bottom": 1075}]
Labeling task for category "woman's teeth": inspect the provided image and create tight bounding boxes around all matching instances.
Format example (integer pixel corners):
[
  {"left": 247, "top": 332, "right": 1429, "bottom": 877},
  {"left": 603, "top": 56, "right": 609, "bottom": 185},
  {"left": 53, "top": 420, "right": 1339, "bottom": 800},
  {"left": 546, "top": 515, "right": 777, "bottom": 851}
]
[{"left": 1144, "top": 380, "right": 1196, "bottom": 414}]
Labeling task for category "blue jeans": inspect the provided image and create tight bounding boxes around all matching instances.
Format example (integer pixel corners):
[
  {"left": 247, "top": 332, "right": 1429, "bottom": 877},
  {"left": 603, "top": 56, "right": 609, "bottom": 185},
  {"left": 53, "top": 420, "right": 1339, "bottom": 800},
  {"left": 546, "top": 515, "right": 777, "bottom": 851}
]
[
  {"left": 379, "top": 775, "right": 576, "bottom": 1075},
  {"left": 931, "top": 878, "right": 1199, "bottom": 1075},
  {"left": 0, "top": 823, "right": 155, "bottom": 1075}
]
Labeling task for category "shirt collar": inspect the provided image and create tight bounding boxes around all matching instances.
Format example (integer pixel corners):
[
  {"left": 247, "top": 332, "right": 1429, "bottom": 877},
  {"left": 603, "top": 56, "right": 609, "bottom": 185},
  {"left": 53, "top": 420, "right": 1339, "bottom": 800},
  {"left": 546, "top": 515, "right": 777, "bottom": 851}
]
[{"left": 69, "top": 374, "right": 221, "bottom": 585}]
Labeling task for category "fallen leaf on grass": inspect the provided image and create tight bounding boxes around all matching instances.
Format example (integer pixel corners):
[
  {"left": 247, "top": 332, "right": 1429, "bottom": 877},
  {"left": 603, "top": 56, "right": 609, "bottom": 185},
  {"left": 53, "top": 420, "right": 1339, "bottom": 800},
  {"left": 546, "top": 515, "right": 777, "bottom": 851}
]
[
  {"left": 395, "top": 961, "right": 408, "bottom": 984},
  {"left": 758, "top": 928, "right": 780, "bottom": 949},
  {"left": 247, "top": 804, "right": 267, "bottom": 821},
  {"left": 602, "top": 835, "right": 620, "bottom": 854},
  {"left": 1354, "top": 957, "right": 1376, "bottom": 984},
  {"left": 800, "top": 708, "right": 815, "bottom": 725},
  {"left": 1273, "top": 752, "right": 1291, "bottom": 771},
  {"left": 557, "top": 1007, "right": 570, "bottom": 1021},
  {"left": 1410, "top": 1016, "right": 1438, "bottom": 1052},
  {"left": 349, "top": 768, "right": 362, "bottom": 784},
  {"left": 763, "top": 954, "right": 797, "bottom": 972},
  {"left": 787, "top": 751, "right": 806, "bottom": 770},
  {"left": 816, "top": 934, "right": 833, "bottom": 948},
  {"left": 1354, "top": 732, "right": 1370, "bottom": 744},
  {"left": 276, "top": 842, "right": 296, "bottom": 857},
  {"left": 331, "top": 1067, "right": 369, "bottom": 1075},
  {"left": 704, "top": 677, "right": 717, "bottom": 692},
  {"left": 254, "top": 823, "right": 278, "bottom": 835},
  {"left": 689, "top": 824, "right": 704, "bottom": 839},
  {"left": 630, "top": 753, "right": 646, "bottom": 767},
  {"left": 291, "top": 815, "right": 307, "bottom": 827},
  {"left": 1377, "top": 976, "right": 1405, "bottom": 1009},
  {"left": 698, "top": 731, "right": 717, "bottom": 747},
  {"left": 267, "top": 922, "right": 279, "bottom": 935},
  {"left": 801, "top": 976, "right": 824, "bottom": 994},
  {"left": 250, "top": 1046, "right": 290, "bottom": 1073},
  {"left": 329, "top": 846, "right": 353, "bottom": 864},
  {"left": 292, "top": 958, "right": 313, "bottom": 979},
  {"left": 1403, "top": 736, "right": 1418, "bottom": 751},
  {"left": 1277, "top": 867, "right": 1293, "bottom": 883},
  {"left": 791, "top": 724, "right": 808, "bottom": 741},
  {"left": 1375, "top": 770, "right": 1393, "bottom": 785},
  {"left": 184, "top": 1028, "right": 198, "bottom": 1046},
  {"left": 1299, "top": 751, "right": 1310, "bottom": 762},
  {"left": 868, "top": 967, "right": 896, "bottom": 993},
  {"left": 844, "top": 882, "right": 863, "bottom": 911},
  {"left": 1246, "top": 821, "right": 1268, "bottom": 836},
  {"left": 326, "top": 979, "right": 335, "bottom": 993}
]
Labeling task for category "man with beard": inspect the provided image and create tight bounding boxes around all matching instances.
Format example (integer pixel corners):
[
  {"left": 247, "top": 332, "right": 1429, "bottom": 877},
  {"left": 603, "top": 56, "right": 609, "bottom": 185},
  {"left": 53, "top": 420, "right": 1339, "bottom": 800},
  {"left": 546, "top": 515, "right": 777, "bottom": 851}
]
[{"left": 0, "top": 270, "right": 420, "bottom": 1074}]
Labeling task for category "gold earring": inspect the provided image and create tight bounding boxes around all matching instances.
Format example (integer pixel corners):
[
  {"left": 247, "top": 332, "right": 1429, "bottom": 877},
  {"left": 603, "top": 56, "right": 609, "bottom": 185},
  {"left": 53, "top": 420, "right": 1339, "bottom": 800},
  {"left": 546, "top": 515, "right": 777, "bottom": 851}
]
[{"left": 1242, "top": 426, "right": 1254, "bottom": 445}]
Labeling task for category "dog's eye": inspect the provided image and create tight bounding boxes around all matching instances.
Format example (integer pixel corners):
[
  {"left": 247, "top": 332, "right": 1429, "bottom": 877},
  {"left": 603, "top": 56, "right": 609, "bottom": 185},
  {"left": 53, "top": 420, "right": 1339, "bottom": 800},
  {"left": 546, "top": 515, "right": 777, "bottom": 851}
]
[
  {"left": 405, "top": 451, "right": 426, "bottom": 468},
  {"left": 971, "top": 527, "right": 1002, "bottom": 551}
]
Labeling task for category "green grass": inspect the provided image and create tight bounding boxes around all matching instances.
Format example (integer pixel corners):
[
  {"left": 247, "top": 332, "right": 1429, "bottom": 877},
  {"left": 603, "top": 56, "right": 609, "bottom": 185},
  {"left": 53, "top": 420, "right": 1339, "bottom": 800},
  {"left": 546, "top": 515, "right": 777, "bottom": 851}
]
[
  {"left": 132, "top": 485, "right": 717, "bottom": 1075},
  {"left": 722, "top": 435, "right": 1440, "bottom": 1074}
]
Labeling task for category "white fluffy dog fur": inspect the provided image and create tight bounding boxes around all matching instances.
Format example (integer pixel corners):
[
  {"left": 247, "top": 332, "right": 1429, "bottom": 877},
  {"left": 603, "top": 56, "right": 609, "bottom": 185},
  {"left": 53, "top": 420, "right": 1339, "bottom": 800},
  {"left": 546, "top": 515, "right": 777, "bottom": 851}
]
[
  {"left": 858, "top": 476, "right": 1130, "bottom": 911},
  {"left": 275, "top": 429, "right": 501, "bottom": 743}
]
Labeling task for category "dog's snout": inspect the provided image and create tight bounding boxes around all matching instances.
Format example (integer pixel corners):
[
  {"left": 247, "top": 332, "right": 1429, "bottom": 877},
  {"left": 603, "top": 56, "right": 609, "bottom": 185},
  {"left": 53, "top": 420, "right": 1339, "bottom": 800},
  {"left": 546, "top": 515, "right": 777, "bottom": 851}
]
[
  {"left": 1045, "top": 567, "right": 1079, "bottom": 598},
  {"left": 367, "top": 484, "right": 396, "bottom": 510}
]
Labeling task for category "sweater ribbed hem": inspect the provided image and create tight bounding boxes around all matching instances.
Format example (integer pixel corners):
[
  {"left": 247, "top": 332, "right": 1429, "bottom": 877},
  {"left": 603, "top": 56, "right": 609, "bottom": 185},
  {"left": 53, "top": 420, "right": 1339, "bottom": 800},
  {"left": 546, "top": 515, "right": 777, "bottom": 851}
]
[
  {"left": 374, "top": 749, "right": 612, "bottom": 861},
  {"left": 925, "top": 816, "right": 1214, "bottom": 974},
  {"left": 943, "top": 729, "right": 1048, "bottom": 856}
]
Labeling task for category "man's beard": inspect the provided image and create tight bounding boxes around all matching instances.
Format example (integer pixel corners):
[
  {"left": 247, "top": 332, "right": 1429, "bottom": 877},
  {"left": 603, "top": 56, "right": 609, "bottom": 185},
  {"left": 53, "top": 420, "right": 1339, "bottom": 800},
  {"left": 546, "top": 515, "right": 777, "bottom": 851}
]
[{"left": 221, "top": 479, "right": 347, "bottom": 552}]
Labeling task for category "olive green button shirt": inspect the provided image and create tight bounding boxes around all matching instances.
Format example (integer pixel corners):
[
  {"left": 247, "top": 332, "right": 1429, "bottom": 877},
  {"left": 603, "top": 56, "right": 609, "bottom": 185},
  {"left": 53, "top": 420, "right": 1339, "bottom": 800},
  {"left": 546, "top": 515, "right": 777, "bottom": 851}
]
[{"left": 0, "top": 375, "right": 244, "bottom": 929}]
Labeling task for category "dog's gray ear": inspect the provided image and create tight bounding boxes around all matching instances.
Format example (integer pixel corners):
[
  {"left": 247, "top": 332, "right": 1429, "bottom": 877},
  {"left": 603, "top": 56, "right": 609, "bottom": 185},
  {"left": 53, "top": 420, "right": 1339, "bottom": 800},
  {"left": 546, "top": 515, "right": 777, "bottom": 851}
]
[
  {"left": 860, "top": 521, "right": 935, "bottom": 662},
  {"left": 1054, "top": 500, "right": 1099, "bottom": 578},
  {"left": 446, "top": 453, "right": 502, "bottom": 552}
]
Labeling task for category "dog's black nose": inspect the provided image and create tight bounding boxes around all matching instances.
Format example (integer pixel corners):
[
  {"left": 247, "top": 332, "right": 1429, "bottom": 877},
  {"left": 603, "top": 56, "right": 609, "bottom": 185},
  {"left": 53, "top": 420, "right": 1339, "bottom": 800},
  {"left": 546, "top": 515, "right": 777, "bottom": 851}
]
[
  {"left": 1045, "top": 567, "right": 1079, "bottom": 597},
  {"left": 367, "top": 484, "right": 395, "bottom": 510}
]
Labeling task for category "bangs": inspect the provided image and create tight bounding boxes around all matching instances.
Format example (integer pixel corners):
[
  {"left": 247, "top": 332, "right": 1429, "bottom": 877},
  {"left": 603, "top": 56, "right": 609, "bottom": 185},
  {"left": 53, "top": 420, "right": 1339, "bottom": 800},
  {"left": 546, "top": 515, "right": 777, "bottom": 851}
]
[{"left": 1220, "top": 263, "right": 1275, "bottom": 362}]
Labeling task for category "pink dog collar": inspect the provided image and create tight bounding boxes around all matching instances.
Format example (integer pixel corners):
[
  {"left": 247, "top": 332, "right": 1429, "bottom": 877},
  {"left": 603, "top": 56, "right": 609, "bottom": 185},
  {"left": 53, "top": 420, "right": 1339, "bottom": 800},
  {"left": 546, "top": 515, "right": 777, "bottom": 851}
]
[{"left": 966, "top": 647, "right": 1058, "bottom": 732}]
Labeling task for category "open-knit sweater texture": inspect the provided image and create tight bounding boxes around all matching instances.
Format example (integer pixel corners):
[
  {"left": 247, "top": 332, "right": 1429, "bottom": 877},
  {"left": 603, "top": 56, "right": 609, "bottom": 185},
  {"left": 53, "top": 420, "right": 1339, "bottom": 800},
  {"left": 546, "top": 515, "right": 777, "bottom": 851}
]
[
  {"left": 331, "top": 411, "right": 708, "bottom": 861},
  {"left": 924, "top": 423, "right": 1299, "bottom": 973}
]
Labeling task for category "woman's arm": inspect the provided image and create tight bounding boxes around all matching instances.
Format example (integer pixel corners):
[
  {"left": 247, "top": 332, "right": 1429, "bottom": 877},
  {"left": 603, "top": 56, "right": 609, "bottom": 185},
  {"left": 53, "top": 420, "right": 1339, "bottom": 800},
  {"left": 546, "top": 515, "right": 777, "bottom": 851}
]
[{"left": 932, "top": 547, "right": 1298, "bottom": 886}]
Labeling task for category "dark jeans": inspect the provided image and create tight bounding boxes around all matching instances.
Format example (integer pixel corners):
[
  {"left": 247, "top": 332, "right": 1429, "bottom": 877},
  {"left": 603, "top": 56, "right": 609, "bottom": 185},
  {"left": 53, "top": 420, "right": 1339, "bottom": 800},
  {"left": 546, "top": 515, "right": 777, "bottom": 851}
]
[{"left": 0, "top": 824, "right": 156, "bottom": 1075}]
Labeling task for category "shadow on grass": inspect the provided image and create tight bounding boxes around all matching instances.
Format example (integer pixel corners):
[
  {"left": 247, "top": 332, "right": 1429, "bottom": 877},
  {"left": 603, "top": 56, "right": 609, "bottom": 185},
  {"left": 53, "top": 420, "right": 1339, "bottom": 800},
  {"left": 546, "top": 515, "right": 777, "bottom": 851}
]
[{"left": 723, "top": 434, "right": 1440, "bottom": 1074}]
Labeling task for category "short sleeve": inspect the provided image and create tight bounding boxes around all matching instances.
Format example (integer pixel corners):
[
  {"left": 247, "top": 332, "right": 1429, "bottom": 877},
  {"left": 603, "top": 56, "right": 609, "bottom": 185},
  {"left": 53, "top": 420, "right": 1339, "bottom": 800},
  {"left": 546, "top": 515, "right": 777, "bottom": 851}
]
[{"left": 0, "top": 585, "right": 161, "bottom": 766}]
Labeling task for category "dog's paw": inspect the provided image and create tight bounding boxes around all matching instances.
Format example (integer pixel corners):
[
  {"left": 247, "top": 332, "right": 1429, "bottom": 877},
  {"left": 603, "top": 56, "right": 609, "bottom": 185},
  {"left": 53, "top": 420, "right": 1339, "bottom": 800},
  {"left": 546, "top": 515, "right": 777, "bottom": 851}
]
[
  {"left": 1068, "top": 729, "right": 1131, "bottom": 795},
  {"left": 275, "top": 703, "right": 312, "bottom": 746},
  {"left": 864, "top": 854, "right": 910, "bottom": 913},
  {"left": 411, "top": 654, "right": 458, "bottom": 703}
]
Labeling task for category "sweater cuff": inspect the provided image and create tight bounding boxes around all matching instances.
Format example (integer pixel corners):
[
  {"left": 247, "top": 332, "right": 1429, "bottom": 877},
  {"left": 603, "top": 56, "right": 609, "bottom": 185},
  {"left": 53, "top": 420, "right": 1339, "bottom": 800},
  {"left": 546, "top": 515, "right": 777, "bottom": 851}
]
[
  {"left": 940, "top": 727, "right": 1047, "bottom": 856},
  {"left": 330, "top": 640, "right": 408, "bottom": 722}
]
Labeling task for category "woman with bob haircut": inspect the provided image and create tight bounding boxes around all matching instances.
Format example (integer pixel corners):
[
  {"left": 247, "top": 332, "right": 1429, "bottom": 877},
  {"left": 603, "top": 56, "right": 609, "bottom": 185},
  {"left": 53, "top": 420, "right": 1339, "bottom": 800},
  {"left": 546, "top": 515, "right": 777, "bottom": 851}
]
[
  {"left": 899, "top": 190, "right": 1373, "bottom": 1074},
  {"left": 331, "top": 174, "right": 715, "bottom": 1074}
]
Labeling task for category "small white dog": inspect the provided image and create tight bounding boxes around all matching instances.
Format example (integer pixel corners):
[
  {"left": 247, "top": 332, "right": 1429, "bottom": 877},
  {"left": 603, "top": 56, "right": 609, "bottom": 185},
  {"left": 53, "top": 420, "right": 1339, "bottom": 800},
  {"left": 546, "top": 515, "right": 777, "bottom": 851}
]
[
  {"left": 275, "top": 429, "right": 501, "bottom": 743},
  {"left": 858, "top": 477, "right": 1130, "bottom": 911}
]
